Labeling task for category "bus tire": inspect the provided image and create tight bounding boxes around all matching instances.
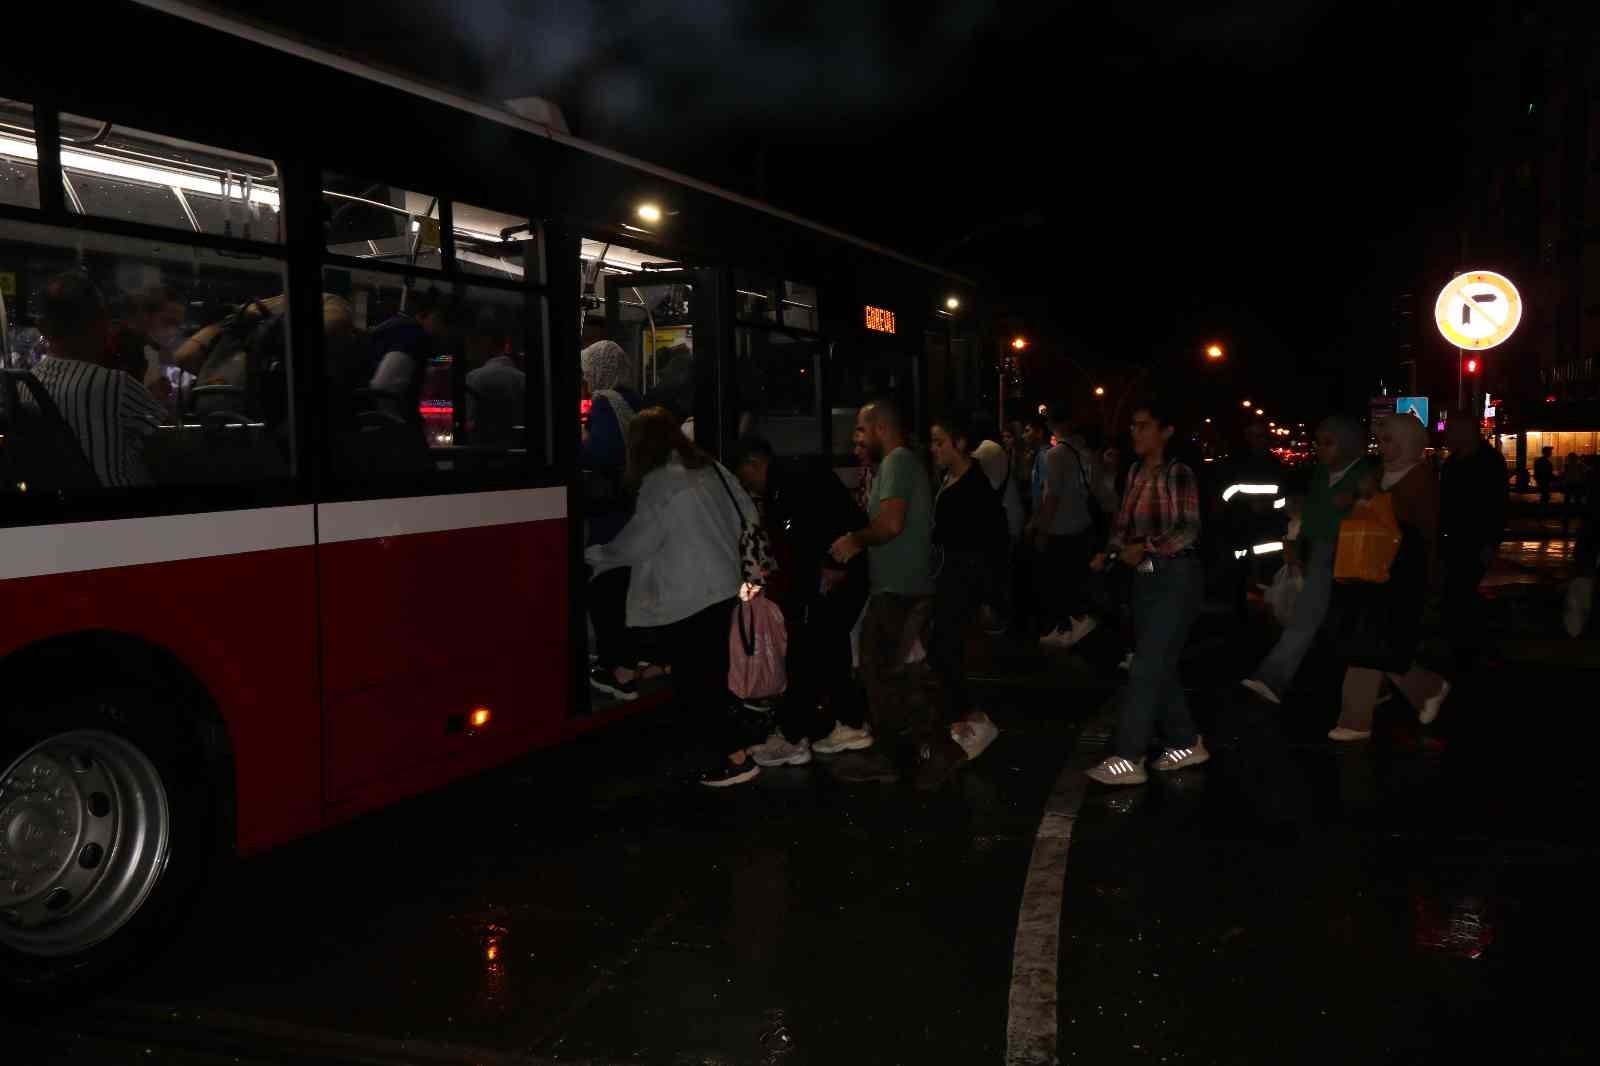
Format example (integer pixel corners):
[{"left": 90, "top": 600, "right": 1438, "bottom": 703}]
[{"left": 0, "top": 686, "right": 217, "bottom": 1008}]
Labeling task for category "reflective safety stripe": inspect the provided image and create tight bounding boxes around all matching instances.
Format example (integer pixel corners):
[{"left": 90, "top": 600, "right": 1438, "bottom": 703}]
[
  {"left": 1221, "top": 483, "right": 1280, "bottom": 502},
  {"left": 1252, "top": 541, "right": 1285, "bottom": 555},
  {"left": 1273, "top": 497, "right": 1287, "bottom": 509}
]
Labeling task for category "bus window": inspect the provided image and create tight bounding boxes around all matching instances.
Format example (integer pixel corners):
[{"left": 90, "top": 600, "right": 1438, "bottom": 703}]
[
  {"left": 324, "top": 268, "right": 538, "bottom": 481},
  {"left": 734, "top": 273, "right": 819, "bottom": 334},
  {"left": 452, "top": 200, "right": 534, "bottom": 281},
  {"left": 734, "top": 327, "right": 823, "bottom": 456},
  {"left": 733, "top": 273, "right": 822, "bottom": 454},
  {"left": 323, "top": 174, "right": 442, "bottom": 271},
  {"left": 782, "top": 281, "right": 819, "bottom": 333},
  {"left": 0, "top": 99, "right": 39, "bottom": 209},
  {"left": 0, "top": 220, "right": 291, "bottom": 502},
  {"left": 58, "top": 114, "right": 282, "bottom": 242}
]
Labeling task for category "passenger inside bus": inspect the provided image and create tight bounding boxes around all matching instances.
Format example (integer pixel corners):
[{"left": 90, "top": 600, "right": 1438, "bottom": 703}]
[
  {"left": 581, "top": 338, "right": 646, "bottom": 698},
  {"left": 29, "top": 271, "right": 162, "bottom": 488},
  {"left": 462, "top": 305, "right": 523, "bottom": 448},
  {"left": 367, "top": 287, "right": 459, "bottom": 424},
  {"left": 120, "top": 284, "right": 185, "bottom": 399}
]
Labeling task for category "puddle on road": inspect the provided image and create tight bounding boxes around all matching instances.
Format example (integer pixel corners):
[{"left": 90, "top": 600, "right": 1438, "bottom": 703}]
[{"left": 1410, "top": 885, "right": 1498, "bottom": 960}]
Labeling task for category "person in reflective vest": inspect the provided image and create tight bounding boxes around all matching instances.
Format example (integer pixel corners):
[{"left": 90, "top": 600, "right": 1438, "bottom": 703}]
[{"left": 1217, "top": 422, "right": 1288, "bottom": 617}]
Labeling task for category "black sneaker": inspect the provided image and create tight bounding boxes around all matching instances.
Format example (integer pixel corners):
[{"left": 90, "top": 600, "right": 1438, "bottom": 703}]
[
  {"left": 699, "top": 759, "right": 761, "bottom": 788},
  {"left": 589, "top": 667, "right": 638, "bottom": 702}
]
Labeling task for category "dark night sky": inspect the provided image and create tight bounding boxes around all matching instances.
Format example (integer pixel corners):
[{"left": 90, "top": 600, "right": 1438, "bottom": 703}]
[{"left": 218, "top": 0, "right": 1512, "bottom": 420}]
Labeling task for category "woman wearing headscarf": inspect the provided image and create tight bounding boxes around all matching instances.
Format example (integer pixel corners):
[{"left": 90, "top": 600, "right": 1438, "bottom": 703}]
[
  {"left": 1330, "top": 413, "right": 1450, "bottom": 740},
  {"left": 581, "top": 340, "right": 647, "bottom": 701}
]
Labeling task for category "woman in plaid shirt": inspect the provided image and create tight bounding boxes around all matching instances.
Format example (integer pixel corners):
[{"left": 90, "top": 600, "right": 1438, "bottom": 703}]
[{"left": 1085, "top": 399, "right": 1209, "bottom": 786}]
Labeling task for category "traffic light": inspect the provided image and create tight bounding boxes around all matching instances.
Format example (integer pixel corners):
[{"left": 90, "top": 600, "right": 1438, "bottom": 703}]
[{"left": 1465, "top": 356, "right": 1480, "bottom": 374}]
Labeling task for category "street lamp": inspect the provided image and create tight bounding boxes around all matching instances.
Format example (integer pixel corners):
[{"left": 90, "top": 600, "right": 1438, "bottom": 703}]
[
  {"left": 1094, "top": 385, "right": 1105, "bottom": 397},
  {"left": 1242, "top": 399, "right": 1253, "bottom": 408},
  {"left": 1255, "top": 408, "right": 1265, "bottom": 416},
  {"left": 946, "top": 296, "right": 961, "bottom": 311},
  {"left": 636, "top": 202, "right": 662, "bottom": 224},
  {"left": 1206, "top": 344, "right": 1224, "bottom": 360},
  {"left": 1011, "top": 336, "right": 1028, "bottom": 351}
]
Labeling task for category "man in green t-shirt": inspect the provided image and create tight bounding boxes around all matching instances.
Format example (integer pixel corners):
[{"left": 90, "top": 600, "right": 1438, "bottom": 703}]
[{"left": 830, "top": 399, "right": 964, "bottom": 788}]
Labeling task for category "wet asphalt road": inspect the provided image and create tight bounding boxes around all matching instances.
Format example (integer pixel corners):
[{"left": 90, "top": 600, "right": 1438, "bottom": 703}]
[{"left": 8, "top": 522, "right": 1598, "bottom": 1065}]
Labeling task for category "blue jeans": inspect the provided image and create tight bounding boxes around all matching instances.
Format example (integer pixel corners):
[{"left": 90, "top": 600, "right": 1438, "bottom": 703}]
[
  {"left": 1251, "top": 539, "right": 1336, "bottom": 697},
  {"left": 1115, "top": 555, "right": 1204, "bottom": 759}
]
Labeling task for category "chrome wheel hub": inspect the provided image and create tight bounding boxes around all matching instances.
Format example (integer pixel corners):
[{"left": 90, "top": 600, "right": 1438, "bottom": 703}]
[{"left": 0, "top": 730, "right": 171, "bottom": 957}]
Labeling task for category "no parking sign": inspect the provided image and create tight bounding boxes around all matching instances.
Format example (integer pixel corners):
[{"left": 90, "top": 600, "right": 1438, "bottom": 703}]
[{"left": 1435, "top": 270, "right": 1521, "bottom": 350}]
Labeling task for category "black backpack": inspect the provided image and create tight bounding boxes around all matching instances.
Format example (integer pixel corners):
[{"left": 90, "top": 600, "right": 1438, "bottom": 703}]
[{"left": 187, "top": 300, "right": 288, "bottom": 427}]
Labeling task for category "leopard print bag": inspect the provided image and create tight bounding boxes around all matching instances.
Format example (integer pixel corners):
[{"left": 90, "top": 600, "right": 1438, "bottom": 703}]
[{"left": 711, "top": 463, "right": 779, "bottom": 588}]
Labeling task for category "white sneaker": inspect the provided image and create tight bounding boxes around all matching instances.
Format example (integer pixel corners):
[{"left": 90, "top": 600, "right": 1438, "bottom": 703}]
[
  {"left": 1152, "top": 737, "right": 1210, "bottom": 772},
  {"left": 1328, "top": 727, "right": 1371, "bottom": 742},
  {"left": 748, "top": 733, "right": 812, "bottom": 767},
  {"left": 1117, "top": 651, "right": 1134, "bottom": 673},
  {"left": 812, "top": 722, "right": 874, "bottom": 755},
  {"left": 951, "top": 713, "right": 1001, "bottom": 761},
  {"left": 1056, "top": 615, "right": 1099, "bottom": 649},
  {"left": 1240, "top": 678, "right": 1281, "bottom": 705},
  {"left": 1085, "top": 755, "right": 1147, "bottom": 786},
  {"left": 1418, "top": 681, "right": 1451, "bottom": 725}
]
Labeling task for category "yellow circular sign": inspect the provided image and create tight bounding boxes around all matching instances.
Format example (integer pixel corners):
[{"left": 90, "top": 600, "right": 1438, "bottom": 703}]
[{"left": 1434, "top": 270, "right": 1521, "bottom": 350}]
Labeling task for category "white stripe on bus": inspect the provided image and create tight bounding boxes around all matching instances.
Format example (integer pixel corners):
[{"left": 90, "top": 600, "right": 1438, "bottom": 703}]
[
  {"left": 0, "top": 488, "right": 567, "bottom": 581},
  {"left": 316, "top": 487, "right": 566, "bottom": 544},
  {"left": 0, "top": 505, "right": 315, "bottom": 581}
]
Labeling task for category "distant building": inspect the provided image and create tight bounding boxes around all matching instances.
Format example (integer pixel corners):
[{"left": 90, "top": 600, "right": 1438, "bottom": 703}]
[{"left": 1398, "top": 10, "right": 1600, "bottom": 480}]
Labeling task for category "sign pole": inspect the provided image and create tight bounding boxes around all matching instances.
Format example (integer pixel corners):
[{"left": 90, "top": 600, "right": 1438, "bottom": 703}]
[{"left": 1436, "top": 269, "right": 1522, "bottom": 417}]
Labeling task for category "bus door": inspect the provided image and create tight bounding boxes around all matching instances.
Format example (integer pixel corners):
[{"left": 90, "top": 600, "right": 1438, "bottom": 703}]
[{"left": 602, "top": 268, "right": 724, "bottom": 453}]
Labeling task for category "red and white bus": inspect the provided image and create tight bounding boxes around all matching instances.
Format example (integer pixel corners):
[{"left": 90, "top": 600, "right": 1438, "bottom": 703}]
[{"left": 0, "top": 0, "right": 979, "bottom": 993}]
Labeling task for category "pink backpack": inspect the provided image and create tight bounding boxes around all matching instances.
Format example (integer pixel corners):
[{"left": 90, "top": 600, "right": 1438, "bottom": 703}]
[{"left": 728, "top": 595, "right": 788, "bottom": 700}]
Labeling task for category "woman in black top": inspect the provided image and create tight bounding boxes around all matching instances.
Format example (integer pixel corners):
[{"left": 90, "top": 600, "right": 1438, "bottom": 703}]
[{"left": 928, "top": 411, "right": 1006, "bottom": 760}]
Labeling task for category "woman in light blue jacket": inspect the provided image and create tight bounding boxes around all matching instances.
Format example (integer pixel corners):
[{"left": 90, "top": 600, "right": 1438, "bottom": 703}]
[{"left": 585, "top": 407, "right": 763, "bottom": 787}]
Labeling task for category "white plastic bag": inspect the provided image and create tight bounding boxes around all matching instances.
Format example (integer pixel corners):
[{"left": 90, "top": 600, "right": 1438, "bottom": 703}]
[
  {"left": 1564, "top": 576, "right": 1593, "bottom": 638},
  {"left": 1263, "top": 564, "right": 1304, "bottom": 627}
]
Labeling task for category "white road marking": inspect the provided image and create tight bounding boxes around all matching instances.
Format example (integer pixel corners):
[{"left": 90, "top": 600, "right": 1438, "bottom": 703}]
[{"left": 1005, "top": 712, "right": 1111, "bottom": 1066}]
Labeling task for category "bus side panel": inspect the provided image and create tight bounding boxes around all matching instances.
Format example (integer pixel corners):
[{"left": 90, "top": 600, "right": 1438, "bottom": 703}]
[
  {"left": 317, "top": 517, "right": 570, "bottom": 807},
  {"left": 0, "top": 549, "right": 323, "bottom": 856}
]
